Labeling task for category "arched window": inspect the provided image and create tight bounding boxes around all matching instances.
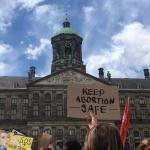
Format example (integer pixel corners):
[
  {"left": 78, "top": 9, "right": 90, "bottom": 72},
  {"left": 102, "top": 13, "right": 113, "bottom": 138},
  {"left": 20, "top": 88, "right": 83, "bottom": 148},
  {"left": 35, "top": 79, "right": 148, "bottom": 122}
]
[
  {"left": 33, "top": 93, "right": 39, "bottom": 100},
  {"left": 44, "top": 128, "right": 52, "bottom": 135},
  {"left": 56, "top": 128, "right": 63, "bottom": 140},
  {"left": 32, "top": 128, "right": 39, "bottom": 137},
  {"left": 57, "top": 104, "right": 63, "bottom": 117},
  {"left": 80, "top": 128, "right": 87, "bottom": 140},
  {"left": 45, "top": 105, "right": 51, "bottom": 118},
  {"left": 56, "top": 49, "right": 60, "bottom": 59},
  {"left": 134, "top": 131, "right": 140, "bottom": 137},
  {"left": 45, "top": 93, "right": 51, "bottom": 101},
  {"left": 65, "top": 42, "right": 72, "bottom": 57},
  {"left": 68, "top": 128, "right": 76, "bottom": 137}
]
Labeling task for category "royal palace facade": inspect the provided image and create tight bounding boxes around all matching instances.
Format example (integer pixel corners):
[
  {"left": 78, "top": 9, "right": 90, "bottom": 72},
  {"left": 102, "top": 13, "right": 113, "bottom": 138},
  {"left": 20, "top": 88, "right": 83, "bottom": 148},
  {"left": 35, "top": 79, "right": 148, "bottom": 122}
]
[{"left": 0, "top": 18, "right": 150, "bottom": 150}]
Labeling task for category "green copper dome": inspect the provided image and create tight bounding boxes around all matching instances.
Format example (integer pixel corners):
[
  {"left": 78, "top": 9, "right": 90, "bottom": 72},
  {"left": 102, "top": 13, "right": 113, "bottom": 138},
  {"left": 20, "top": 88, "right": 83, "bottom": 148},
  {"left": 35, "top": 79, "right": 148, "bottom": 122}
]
[
  {"left": 55, "top": 27, "right": 77, "bottom": 36},
  {"left": 54, "top": 18, "right": 78, "bottom": 36}
]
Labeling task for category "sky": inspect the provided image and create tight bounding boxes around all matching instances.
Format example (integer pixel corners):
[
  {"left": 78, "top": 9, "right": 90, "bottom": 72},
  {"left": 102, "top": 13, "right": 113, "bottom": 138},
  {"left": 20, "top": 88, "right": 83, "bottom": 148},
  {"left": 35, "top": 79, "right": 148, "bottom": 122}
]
[{"left": 0, "top": 0, "right": 150, "bottom": 78}]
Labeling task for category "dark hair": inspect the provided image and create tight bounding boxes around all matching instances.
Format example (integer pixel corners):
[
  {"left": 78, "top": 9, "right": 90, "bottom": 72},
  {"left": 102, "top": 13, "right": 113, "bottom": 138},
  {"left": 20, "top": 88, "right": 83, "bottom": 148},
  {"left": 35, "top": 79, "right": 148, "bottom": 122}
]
[
  {"left": 84, "top": 123, "right": 123, "bottom": 150},
  {"left": 136, "top": 138, "right": 150, "bottom": 150},
  {"left": 65, "top": 140, "right": 81, "bottom": 150}
]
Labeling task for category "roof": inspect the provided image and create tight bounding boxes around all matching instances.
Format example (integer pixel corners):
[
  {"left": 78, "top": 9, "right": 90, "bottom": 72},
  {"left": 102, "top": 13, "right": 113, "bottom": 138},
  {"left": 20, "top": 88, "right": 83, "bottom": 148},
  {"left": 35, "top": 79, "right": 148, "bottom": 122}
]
[
  {"left": 28, "top": 68, "right": 112, "bottom": 86},
  {"left": 0, "top": 76, "right": 40, "bottom": 89},
  {"left": 53, "top": 18, "right": 79, "bottom": 37},
  {"left": 0, "top": 73, "right": 150, "bottom": 90},
  {"left": 54, "top": 27, "right": 77, "bottom": 36},
  {"left": 111, "top": 78, "right": 150, "bottom": 89}
]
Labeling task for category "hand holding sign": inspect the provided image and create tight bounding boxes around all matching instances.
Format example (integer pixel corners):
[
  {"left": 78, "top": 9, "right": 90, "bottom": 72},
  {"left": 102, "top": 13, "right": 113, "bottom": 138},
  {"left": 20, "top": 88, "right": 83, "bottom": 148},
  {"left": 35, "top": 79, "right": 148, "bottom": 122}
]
[{"left": 87, "top": 112, "right": 97, "bottom": 129}]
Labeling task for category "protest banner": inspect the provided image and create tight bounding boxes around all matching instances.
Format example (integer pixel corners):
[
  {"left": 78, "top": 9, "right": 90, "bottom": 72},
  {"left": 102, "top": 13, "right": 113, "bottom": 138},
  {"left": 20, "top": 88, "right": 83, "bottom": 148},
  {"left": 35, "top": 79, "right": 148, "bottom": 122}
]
[
  {"left": 12, "top": 129, "right": 24, "bottom": 136},
  {"left": 7, "top": 132, "right": 33, "bottom": 150},
  {"left": 0, "top": 130, "right": 33, "bottom": 150},
  {"left": 67, "top": 83, "right": 120, "bottom": 120},
  {"left": 0, "top": 130, "right": 10, "bottom": 149}
]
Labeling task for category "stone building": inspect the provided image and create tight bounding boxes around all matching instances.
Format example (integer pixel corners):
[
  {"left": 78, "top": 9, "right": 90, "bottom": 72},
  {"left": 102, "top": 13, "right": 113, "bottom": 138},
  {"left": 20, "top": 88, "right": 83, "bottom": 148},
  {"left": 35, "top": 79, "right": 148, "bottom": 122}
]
[{"left": 0, "top": 18, "right": 150, "bottom": 150}]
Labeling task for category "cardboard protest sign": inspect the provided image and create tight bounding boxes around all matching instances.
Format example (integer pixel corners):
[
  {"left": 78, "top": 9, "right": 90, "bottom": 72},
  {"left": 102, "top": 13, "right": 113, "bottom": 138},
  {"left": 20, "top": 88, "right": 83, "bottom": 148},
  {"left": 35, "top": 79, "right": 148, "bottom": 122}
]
[{"left": 67, "top": 83, "right": 120, "bottom": 120}]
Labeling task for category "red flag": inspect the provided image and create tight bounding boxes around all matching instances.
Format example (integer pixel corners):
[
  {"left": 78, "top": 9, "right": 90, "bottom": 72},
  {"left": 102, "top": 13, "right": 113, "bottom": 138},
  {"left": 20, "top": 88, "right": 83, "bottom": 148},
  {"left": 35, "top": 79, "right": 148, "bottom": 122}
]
[{"left": 120, "top": 97, "right": 130, "bottom": 145}]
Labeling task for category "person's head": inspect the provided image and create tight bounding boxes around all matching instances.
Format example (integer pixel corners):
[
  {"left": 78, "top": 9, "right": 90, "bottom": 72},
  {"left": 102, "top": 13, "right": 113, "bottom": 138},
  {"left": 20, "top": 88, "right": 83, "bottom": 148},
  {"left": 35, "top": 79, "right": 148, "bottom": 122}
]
[
  {"left": 84, "top": 123, "right": 123, "bottom": 150},
  {"left": 38, "top": 133, "right": 53, "bottom": 150},
  {"left": 136, "top": 138, "right": 150, "bottom": 150},
  {"left": 56, "top": 142, "right": 63, "bottom": 150},
  {"left": 65, "top": 140, "right": 81, "bottom": 150}
]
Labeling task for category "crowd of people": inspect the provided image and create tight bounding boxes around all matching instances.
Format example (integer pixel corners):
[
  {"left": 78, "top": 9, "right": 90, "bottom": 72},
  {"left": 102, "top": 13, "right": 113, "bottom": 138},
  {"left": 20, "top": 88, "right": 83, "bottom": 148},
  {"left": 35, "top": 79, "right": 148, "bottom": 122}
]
[{"left": 38, "top": 112, "right": 150, "bottom": 150}]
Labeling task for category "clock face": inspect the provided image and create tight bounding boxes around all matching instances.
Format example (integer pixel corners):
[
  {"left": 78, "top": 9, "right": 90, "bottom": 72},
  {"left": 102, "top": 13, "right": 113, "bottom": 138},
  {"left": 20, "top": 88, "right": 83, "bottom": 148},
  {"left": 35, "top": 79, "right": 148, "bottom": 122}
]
[{"left": 65, "top": 41, "right": 72, "bottom": 47}]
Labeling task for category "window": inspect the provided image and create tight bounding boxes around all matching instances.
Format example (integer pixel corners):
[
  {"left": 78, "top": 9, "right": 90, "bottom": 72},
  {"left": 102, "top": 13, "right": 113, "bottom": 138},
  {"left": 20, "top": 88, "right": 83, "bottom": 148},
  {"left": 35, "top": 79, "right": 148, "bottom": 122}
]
[
  {"left": 45, "top": 105, "right": 51, "bottom": 117},
  {"left": 118, "top": 83, "right": 122, "bottom": 88},
  {"left": 56, "top": 49, "right": 60, "bottom": 59},
  {"left": 144, "top": 131, "right": 150, "bottom": 137},
  {"left": 140, "top": 109, "right": 147, "bottom": 120},
  {"left": 120, "top": 109, "right": 123, "bottom": 119},
  {"left": 56, "top": 94, "right": 63, "bottom": 101},
  {"left": 57, "top": 104, "right": 63, "bottom": 117},
  {"left": 45, "top": 93, "right": 51, "bottom": 101},
  {"left": 130, "top": 109, "right": 136, "bottom": 119},
  {"left": 124, "top": 142, "right": 130, "bottom": 150},
  {"left": 32, "top": 129, "right": 39, "bottom": 137},
  {"left": 69, "top": 129, "right": 75, "bottom": 136},
  {"left": 23, "top": 98, "right": 28, "bottom": 104},
  {"left": 56, "top": 129, "right": 63, "bottom": 140},
  {"left": 11, "top": 109, "right": 17, "bottom": 120},
  {"left": 11, "top": 98, "right": 17, "bottom": 104},
  {"left": 134, "top": 131, "right": 140, "bottom": 137},
  {"left": 129, "top": 97, "right": 135, "bottom": 105},
  {"left": 137, "top": 84, "right": 141, "bottom": 89},
  {"left": 139, "top": 97, "right": 146, "bottom": 105},
  {"left": 44, "top": 128, "right": 52, "bottom": 134},
  {"left": 135, "top": 142, "right": 140, "bottom": 150},
  {"left": 33, "top": 93, "right": 39, "bottom": 100},
  {"left": 65, "top": 43, "right": 72, "bottom": 57},
  {"left": 0, "top": 98, "right": 4, "bottom": 103},
  {"left": 33, "top": 105, "right": 38, "bottom": 117},
  {"left": 119, "top": 97, "right": 125, "bottom": 105},
  {"left": 0, "top": 109, "right": 4, "bottom": 120},
  {"left": 22, "top": 106, "right": 28, "bottom": 119},
  {"left": 81, "top": 128, "right": 87, "bottom": 139}
]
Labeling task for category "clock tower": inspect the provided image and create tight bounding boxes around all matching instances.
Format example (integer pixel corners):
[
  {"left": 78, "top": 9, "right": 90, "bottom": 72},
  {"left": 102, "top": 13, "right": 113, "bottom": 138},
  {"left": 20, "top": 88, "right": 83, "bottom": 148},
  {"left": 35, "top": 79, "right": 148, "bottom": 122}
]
[{"left": 51, "top": 17, "right": 86, "bottom": 73}]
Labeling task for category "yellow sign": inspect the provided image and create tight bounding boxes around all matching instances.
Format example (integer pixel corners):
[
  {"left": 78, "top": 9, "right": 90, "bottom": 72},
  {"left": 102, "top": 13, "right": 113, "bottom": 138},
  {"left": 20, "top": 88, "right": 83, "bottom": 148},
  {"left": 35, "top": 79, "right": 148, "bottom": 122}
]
[{"left": 6, "top": 132, "right": 33, "bottom": 150}]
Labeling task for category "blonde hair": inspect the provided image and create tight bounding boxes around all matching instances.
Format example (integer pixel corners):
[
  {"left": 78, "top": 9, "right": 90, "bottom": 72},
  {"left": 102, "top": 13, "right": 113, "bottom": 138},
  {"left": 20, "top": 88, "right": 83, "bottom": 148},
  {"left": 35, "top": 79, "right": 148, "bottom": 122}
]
[
  {"left": 38, "top": 133, "right": 52, "bottom": 150},
  {"left": 136, "top": 138, "right": 150, "bottom": 150}
]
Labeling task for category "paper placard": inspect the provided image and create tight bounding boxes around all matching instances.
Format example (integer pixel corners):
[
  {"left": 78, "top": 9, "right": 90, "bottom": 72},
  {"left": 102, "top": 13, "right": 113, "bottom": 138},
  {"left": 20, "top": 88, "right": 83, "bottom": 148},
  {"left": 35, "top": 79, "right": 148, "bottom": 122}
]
[{"left": 67, "top": 83, "right": 120, "bottom": 120}]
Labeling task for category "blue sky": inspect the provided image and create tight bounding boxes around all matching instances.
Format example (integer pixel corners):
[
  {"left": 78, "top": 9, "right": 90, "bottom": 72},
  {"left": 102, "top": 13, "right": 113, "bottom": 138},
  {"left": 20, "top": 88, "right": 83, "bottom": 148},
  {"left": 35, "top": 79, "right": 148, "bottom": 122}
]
[{"left": 0, "top": 0, "right": 150, "bottom": 78}]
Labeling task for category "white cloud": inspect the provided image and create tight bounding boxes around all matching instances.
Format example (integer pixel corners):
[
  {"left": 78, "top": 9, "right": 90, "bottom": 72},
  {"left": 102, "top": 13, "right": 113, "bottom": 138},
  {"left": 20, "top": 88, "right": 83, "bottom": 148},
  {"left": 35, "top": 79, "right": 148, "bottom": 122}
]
[
  {"left": 0, "top": 62, "right": 12, "bottom": 75},
  {"left": 103, "top": 0, "right": 113, "bottom": 13},
  {"left": 18, "top": 0, "right": 45, "bottom": 9},
  {"left": 82, "top": 6, "right": 95, "bottom": 23},
  {"left": 0, "top": 0, "right": 45, "bottom": 33},
  {"left": 0, "top": 43, "right": 13, "bottom": 54},
  {"left": 0, "top": 42, "right": 16, "bottom": 75},
  {"left": 33, "top": 4, "right": 63, "bottom": 34},
  {"left": 25, "top": 38, "right": 50, "bottom": 59},
  {"left": 0, "top": 0, "right": 16, "bottom": 33},
  {"left": 86, "top": 22, "right": 150, "bottom": 78}
]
